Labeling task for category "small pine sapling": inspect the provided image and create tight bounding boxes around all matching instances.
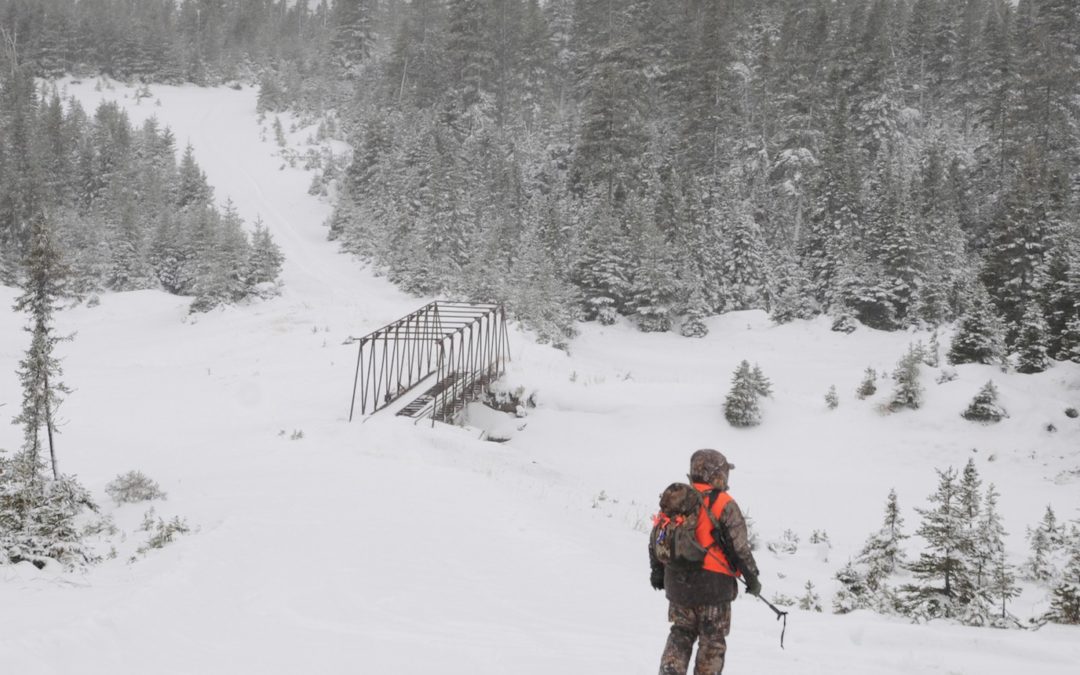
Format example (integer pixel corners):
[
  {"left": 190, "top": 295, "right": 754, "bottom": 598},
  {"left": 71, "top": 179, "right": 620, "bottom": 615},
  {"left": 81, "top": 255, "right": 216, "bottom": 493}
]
[
  {"left": 857, "top": 367, "right": 877, "bottom": 399},
  {"left": 750, "top": 363, "right": 773, "bottom": 397},
  {"left": 961, "top": 381, "right": 1007, "bottom": 422},
  {"left": 799, "top": 580, "right": 823, "bottom": 612},
  {"left": 888, "top": 344, "right": 924, "bottom": 411},
  {"left": 825, "top": 385, "right": 839, "bottom": 409},
  {"left": 105, "top": 471, "right": 167, "bottom": 504}
]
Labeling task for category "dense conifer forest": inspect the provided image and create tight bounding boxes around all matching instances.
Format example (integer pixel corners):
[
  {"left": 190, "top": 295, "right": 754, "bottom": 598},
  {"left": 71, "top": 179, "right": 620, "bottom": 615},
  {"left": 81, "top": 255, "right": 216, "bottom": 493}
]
[{"left": 1, "top": 0, "right": 1078, "bottom": 355}]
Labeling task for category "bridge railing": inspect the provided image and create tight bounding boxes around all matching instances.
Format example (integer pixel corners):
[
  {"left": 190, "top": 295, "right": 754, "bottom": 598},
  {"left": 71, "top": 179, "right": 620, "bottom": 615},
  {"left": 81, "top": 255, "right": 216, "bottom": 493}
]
[{"left": 347, "top": 302, "right": 510, "bottom": 424}]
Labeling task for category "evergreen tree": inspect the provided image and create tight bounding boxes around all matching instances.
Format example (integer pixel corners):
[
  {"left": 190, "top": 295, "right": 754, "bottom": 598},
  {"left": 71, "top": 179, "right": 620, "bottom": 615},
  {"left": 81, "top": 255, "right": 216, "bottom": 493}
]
[
  {"left": 724, "top": 360, "right": 762, "bottom": 428},
  {"left": 1014, "top": 303, "right": 1051, "bottom": 373},
  {"left": 679, "top": 285, "right": 710, "bottom": 338},
  {"left": 750, "top": 363, "right": 773, "bottom": 398},
  {"left": 825, "top": 385, "right": 839, "bottom": 410},
  {"left": 961, "top": 380, "right": 1007, "bottom": 423},
  {"left": 331, "top": 0, "right": 376, "bottom": 72},
  {"left": 247, "top": 218, "right": 284, "bottom": 287},
  {"left": 889, "top": 344, "right": 924, "bottom": 411},
  {"left": 973, "top": 484, "right": 1008, "bottom": 590},
  {"left": 947, "top": 283, "right": 1006, "bottom": 365},
  {"left": 1025, "top": 505, "right": 1062, "bottom": 583},
  {"left": 857, "top": 367, "right": 878, "bottom": 399},
  {"left": 860, "top": 488, "right": 909, "bottom": 587},
  {"left": 13, "top": 214, "right": 70, "bottom": 481},
  {"left": 1043, "top": 547, "right": 1080, "bottom": 625},
  {"left": 905, "top": 466, "right": 976, "bottom": 619}
]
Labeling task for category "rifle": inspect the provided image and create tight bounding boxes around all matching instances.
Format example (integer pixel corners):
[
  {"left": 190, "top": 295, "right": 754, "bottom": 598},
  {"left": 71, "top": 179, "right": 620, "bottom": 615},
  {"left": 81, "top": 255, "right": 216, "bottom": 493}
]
[{"left": 705, "top": 491, "right": 789, "bottom": 648}]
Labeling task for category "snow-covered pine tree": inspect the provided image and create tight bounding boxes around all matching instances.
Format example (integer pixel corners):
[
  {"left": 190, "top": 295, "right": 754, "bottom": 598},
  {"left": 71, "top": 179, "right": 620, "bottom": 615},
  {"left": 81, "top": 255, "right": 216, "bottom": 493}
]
[
  {"left": 799, "top": 580, "right": 823, "bottom": 612},
  {"left": 947, "top": 282, "right": 1006, "bottom": 365},
  {"left": 1059, "top": 313, "right": 1080, "bottom": 363},
  {"left": 1025, "top": 506, "right": 1062, "bottom": 583},
  {"left": 679, "top": 285, "right": 710, "bottom": 338},
  {"left": 904, "top": 466, "right": 976, "bottom": 620},
  {"left": 988, "top": 544, "right": 1021, "bottom": 627},
  {"left": 719, "top": 199, "right": 765, "bottom": 311},
  {"left": 972, "top": 484, "right": 1007, "bottom": 591},
  {"left": 629, "top": 207, "right": 678, "bottom": 333},
  {"left": 860, "top": 488, "right": 909, "bottom": 588},
  {"left": 857, "top": 367, "right": 877, "bottom": 399},
  {"left": 724, "top": 360, "right": 761, "bottom": 428},
  {"left": 1042, "top": 546, "right": 1080, "bottom": 624},
  {"left": 926, "top": 330, "right": 941, "bottom": 367},
  {"left": 573, "top": 196, "right": 633, "bottom": 325},
  {"left": 750, "top": 363, "right": 773, "bottom": 398},
  {"left": 889, "top": 343, "right": 924, "bottom": 411},
  {"left": 247, "top": 218, "right": 284, "bottom": 288},
  {"left": 1014, "top": 303, "right": 1051, "bottom": 374},
  {"left": 13, "top": 214, "right": 71, "bottom": 481},
  {"left": 825, "top": 385, "right": 839, "bottom": 409},
  {"left": 833, "top": 561, "right": 870, "bottom": 614},
  {"left": 961, "top": 380, "right": 1007, "bottom": 422}
]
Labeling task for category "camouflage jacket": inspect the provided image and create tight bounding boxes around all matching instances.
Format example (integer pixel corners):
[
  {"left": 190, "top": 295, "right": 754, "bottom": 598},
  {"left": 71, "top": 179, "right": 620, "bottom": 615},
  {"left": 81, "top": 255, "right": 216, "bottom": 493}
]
[{"left": 650, "top": 494, "right": 760, "bottom": 607}]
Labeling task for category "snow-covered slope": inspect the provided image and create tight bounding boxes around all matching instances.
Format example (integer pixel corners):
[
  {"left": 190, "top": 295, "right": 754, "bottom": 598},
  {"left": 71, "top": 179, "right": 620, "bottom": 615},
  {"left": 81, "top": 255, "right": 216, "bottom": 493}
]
[{"left": 0, "top": 79, "right": 1078, "bottom": 674}]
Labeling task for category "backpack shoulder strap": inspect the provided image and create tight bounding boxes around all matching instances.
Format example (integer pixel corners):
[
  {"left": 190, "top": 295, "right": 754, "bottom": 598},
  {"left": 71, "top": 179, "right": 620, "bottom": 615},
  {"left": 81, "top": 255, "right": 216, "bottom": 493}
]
[{"left": 703, "top": 488, "right": 725, "bottom": 530}]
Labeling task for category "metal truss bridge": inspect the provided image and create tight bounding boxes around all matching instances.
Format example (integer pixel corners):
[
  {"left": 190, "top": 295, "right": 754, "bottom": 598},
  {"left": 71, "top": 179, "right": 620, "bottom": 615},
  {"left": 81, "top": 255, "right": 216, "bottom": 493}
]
[{"left": 346, "top": 301, "right": 511, "bottom": 424}]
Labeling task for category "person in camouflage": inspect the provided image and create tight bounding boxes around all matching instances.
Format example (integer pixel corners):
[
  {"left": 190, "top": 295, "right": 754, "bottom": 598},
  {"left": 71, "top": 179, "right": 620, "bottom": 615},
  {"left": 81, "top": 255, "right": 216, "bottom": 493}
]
[{"left": 650, "top": 449, "right": 761, "bottom": 675}]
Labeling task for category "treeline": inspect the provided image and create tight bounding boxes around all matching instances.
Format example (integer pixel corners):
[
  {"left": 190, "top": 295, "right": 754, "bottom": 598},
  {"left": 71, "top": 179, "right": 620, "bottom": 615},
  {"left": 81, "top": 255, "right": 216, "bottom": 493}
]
[
  {"left": 0, "top": 71, "right": 283, "bottom": 310},
  {"left": 325, "top": 0, "right": 1080, "bottom": 352},
  {"left": 4, "top": 1, "right": 1080, "bottom": 351}
]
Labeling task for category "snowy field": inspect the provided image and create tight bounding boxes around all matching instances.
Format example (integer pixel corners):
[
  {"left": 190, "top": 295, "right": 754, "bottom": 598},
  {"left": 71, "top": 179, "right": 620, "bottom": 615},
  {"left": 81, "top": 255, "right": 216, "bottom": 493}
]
[{"left": 1, "top": 79, "right": 1078, "bottom": 674}]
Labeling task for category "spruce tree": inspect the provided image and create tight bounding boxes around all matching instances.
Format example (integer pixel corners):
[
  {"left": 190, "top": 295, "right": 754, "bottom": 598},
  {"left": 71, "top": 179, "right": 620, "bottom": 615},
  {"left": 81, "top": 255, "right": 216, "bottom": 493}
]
[
  {"left": 906, "top": 466, "right": 975, "bottom": 619},
  {"left": 750, "top": 363, "right": 773, "bottom": 398},
  {"left": 724, "top": 360, "right": 761, "bottom": 428},
  {"left": 1014, "top": 303, "right": 1051, "bottom": 374},
  {"left": 948, "top": 283, "right": 1006, "bottom": 365},
  {"left": 1025, "top": 506, "right": 1061, "bottom": 583},
  {"left": 961, "top": 381, "right": 1007, "bottom": 423},
  {"left": 13, "top": 214, "right": 71, "bottom": 481},
  {"left": 857, "top": 367, "right": 878, "bottom": 399},
  {"left": 859, "top": 488, "right": 909, "bottom": 587},
  {"left": 825, "top": 385, "right": 839, "bottom": 410},
  {"left": 889, "top": 344, "right": 924, "bottom": 411},
  {"left": 1043, "top": 547, "right": 1080, "bottom": 625}
]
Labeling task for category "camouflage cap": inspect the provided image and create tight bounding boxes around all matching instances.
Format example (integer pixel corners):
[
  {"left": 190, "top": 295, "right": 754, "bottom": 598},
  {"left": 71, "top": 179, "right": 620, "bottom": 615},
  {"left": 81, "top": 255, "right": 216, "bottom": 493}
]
[{"left": 688, "top": 448, "right": 735, "bottom": 484}]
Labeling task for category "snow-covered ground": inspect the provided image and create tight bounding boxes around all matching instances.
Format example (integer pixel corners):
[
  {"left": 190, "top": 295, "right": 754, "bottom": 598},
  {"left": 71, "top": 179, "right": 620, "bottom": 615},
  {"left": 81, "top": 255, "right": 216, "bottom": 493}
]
[{"left": 0, "top": 79, "right": 1078, "bottom": 674}]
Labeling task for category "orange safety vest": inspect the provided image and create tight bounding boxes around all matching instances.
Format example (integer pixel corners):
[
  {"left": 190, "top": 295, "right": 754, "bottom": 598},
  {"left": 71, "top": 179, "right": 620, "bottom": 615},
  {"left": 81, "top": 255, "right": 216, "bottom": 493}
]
[{"left": 692, "top": 482, "right": 738, "bottom": 577}]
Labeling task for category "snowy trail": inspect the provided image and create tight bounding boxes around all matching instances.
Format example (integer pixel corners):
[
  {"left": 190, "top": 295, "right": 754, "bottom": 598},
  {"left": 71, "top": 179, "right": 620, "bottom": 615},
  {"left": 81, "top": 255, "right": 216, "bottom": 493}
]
[
  {"left": 0, "top": 80, "right": 1077, "bottom": 674},
  {"left": 57, "top": 79, "right": 414, "bottom": 327}
]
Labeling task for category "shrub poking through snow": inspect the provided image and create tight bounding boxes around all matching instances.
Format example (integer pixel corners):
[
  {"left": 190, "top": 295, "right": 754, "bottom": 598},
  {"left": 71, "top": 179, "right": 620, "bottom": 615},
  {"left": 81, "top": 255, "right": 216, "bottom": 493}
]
[
  {"left": 799, "top": 580, "right": 823, "bottom": 612},
  {"left": 857, "top": 367, "right": 877, "bottom": 399},
  {"left": 766, "top": 529, "right": 799, "bottom": 555},
  {"left": 961, "top": 381, "right": 1007, "bottom": 423},
  {"left": 825, "top": 385, "right": 839, "bottom": 409},
  {"left": 133, "top": 509, "right": 190, "bottom": 559},
  {"left": 105, "top": 471, "right": 167, "bottom": 504}
]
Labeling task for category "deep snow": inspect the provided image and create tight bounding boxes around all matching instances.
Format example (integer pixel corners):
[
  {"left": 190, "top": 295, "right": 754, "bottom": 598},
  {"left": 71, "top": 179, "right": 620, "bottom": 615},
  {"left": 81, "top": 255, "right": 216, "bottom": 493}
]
[{"left": 0, "top": 78, "right": 1078, "bottom": 674}]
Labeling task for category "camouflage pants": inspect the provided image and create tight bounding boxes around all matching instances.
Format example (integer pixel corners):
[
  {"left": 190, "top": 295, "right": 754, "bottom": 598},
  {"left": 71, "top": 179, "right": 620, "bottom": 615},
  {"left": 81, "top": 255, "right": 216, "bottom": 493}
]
[{"left": 658, "top": 602, "right": 732, "bottom": 675}]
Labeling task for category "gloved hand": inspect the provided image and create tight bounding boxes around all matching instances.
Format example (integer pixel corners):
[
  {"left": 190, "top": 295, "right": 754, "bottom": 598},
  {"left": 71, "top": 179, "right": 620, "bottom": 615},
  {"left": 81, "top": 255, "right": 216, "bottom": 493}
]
[
  {"left": 650, "top": 567, "right": 665, "bottom": 591},
  {"left": 745, "top": 576, "right": 762, "bottom": 597}
]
